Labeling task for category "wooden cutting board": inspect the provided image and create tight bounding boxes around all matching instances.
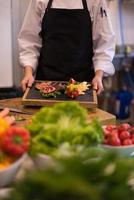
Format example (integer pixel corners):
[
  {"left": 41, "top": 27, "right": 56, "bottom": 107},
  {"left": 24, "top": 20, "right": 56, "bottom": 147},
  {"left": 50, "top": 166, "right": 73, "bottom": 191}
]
[
  {"left": 22, "top": 81, "right": 98, "bottom": 108},
  {"left": 0, "top": 98, "right": 116, "bottom": 125}
]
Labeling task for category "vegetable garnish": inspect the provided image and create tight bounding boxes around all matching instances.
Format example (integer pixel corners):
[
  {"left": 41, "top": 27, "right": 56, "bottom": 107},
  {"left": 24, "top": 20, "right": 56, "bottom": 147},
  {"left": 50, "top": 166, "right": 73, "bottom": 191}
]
[
  {"left": 65, "top": 78, "right": 90, "bottom": 98},
  {"left": 41, "top": 90, "right": 61, "bottom": 98},
  {"left": 35, "top": 79, "right": 90, "bottom": 98}
]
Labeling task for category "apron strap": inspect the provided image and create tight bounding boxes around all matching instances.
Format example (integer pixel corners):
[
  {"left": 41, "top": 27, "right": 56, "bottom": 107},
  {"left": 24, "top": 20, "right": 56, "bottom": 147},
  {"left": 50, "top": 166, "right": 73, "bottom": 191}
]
[
  {"left": 47, "top": 0, "right": 53, "bottom": 9},
  {"left": 82, "top": 0, "right": 88, "bottom": 10}
]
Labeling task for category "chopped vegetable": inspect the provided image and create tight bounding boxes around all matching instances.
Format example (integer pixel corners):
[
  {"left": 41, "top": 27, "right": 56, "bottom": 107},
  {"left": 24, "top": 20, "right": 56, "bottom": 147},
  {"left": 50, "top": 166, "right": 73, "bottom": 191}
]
[
  {"left": 65, "top": 79, "right": 90, "bottom": 98},
  {"left": 41, "top": 90, "right": 61, "bottom": 98},
  {"left": 0, "top": 119, "right": 9, "bottom": 139}
]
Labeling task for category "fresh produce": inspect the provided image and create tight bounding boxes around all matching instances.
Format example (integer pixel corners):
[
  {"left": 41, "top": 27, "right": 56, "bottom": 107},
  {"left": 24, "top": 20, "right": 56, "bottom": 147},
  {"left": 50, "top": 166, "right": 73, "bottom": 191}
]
[
  {"left": 0, "top": 109, "right": 30, "bottom": 170},
  {"left": 103, "top": 123, "right": 134, "bottom": 146},
  {"left": 1, "top": 126, "right": 30, "bottom": 157},
  {"left": 3, "top": 149, "right": 134, "bottom": 200},
  {"left": 27, "top": 102, "right": 103, "bottom": 156},
  {"left": 0, "top": 150, "right": 14, "bottom": 169},
  {"left": 0, "top": 118, "right": 9, "bottom": 139},
  {"left": 65, "top": 78, "right": 90, "bottom": 98},
  {"left": 0, "top": 124, "right": 30, "bottom": 169},
  {"left": 65, "top": 83, "right": 79, "bottom": 98}
]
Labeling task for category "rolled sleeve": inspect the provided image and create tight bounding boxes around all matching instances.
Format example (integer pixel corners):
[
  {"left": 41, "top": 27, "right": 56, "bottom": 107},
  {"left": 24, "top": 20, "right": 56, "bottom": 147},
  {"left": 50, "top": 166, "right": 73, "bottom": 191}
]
[{"left": 92, "top": 0, "right": 115, "bottom": 76}]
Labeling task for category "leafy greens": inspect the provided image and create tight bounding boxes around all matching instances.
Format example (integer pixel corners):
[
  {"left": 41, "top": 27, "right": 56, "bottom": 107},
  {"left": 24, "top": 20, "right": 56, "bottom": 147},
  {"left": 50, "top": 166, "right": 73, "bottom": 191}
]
[{"left": 27, "top": 102, "right": 103, "bottom": 156}]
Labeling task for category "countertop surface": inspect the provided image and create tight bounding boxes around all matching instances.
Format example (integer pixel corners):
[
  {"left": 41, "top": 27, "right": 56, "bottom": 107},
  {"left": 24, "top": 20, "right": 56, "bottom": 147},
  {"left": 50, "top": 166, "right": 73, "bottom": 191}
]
[{"left": 0, "top": 98, "right": 116, "bottom": 125}]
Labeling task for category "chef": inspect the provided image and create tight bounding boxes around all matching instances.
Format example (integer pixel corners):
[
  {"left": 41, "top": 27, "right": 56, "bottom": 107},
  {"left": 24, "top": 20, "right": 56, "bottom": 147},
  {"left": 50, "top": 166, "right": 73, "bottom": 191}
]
[{"left": 18, "top": 0, "right": 115, "bottom": 94}]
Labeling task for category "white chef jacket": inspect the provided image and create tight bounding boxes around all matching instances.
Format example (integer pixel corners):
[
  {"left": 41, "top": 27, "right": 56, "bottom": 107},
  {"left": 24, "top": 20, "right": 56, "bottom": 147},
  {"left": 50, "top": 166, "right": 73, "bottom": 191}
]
[{"left": 18, "top": 0, "right": 115, "bottom": 76}]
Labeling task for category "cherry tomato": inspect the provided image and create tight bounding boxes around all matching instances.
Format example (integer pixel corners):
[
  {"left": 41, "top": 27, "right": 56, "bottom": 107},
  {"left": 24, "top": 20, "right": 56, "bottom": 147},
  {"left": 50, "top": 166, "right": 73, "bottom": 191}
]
[
  {"left": 109, "top": 130, "right": 119, "bottom": 137},
  {"left": 130, "top": 127, "right": 134, "bottom": 134},
  {"left": 131, "top": 138, "right": 134, "bottom": 144},
  {"left": 131, "top": 134, "right": 134, "bottom": 139},
  {"left": 119, "top": 131, "right": 130, "bottom": 141},
  {"left": 69, "top": 78, "right": 76, "bottom": 84},
  {"left": 106, "top": 125, "right": 116, "bottom": 132},
  {"left": 122, "top": 139, "right": 132, "bottom": 146},
  {"left": 110, "top": 135, "right": 121, "bottom": 146},
  {"left": 103, "top": 128, "right": 111, "bottom": 137},
  {"left": 118, "top": 123, "right": 131, "bottom": 132},
  {"left": 66, "top": 88, "right": 79, "bottom": 98},
  {"left": 72, "top": 90, "right": 79, "bottom": 98}
]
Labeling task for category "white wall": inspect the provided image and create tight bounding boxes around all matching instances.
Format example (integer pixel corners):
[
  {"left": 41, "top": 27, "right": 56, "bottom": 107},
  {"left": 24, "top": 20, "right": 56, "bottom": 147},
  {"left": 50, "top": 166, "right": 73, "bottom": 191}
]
[
  {"left": 0, "top": 0, "right": 30, "bottom": 87},
  {"left": 0, "top": 0, "right": 13, "bottom": 88},
  {"left": 12, "top": 0, "right": 30, "bottom": 87}
]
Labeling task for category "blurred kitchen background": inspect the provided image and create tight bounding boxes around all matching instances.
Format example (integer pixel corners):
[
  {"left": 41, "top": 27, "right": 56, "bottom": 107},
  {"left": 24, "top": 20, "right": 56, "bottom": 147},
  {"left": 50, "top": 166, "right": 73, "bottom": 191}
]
[{"left": 0, "top": 0, "right": 134, "bottom": 123}]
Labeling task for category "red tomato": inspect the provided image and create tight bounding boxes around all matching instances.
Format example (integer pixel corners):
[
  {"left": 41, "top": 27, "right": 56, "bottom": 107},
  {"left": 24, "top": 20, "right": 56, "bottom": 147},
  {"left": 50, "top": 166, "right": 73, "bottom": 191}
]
[
  {"left": 118, "top": 123, "right": 131, "bottom": 132},
  {"left": 131, "top": 134, "right": 134, "bottom": 139},
  {"left": 72, "top": 90, "right": 79, "bottom": 98},
  {"left": 106, "top": 125, "right": 116, "bottom": 131},
  {"left": 109, "top": 135, "right": 121, "bottom": 146},
  {"left": 109, "top": 130, "right": 119, "bottom": 137},
  {"left": 103, "top": 128, "right": 111, "bottom": 137},
  {"left": 122, "top": 139, "right": 132, "bottom": 146},
  {"left": 131, "top": 138, "right": 134, "bottom": 144},
  {"left": 119, "top": 131, "right": 130, "bottom": 141},
  {"left": 69, "top": 78, "right": 76, "bottom": 84},
  {"left": 66, "top": 89, "right": 79, "bottom": 98},
  {"left": 130, "top": 127, "right": 134, "bottom": 134}
]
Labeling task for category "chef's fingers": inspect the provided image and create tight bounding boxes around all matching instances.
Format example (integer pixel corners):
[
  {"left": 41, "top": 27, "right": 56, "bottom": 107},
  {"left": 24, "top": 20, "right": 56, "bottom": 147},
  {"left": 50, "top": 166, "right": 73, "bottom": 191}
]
[
  {"left": 21, "top": 78, "right": 28, "bottom": 91},
  {"left": 92, "top": 77, "right": 98, "bottom": 91},
  {"left": 92, "top": 82, "right": 98, "bottom": 90},
  {"left": 92, "top": 78, "right": 104, "bottom": 95},
  {"left": 97, "top": 84, "right": 104, "bottom": 95},
  {"left": 27, "top": 76, "right": 34, "bottom": 88},
  {"left": 21, "top": 75, "right": 34, "bottom": 91},
  {"left": 0, "top": 108, "right": 10, "bottom": 118}
]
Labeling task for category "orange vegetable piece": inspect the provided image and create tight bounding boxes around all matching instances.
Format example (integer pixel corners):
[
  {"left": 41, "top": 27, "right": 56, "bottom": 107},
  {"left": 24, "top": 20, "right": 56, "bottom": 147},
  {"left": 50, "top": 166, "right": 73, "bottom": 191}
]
[
  {"left": 0, "top": 119, "right": 9, "bottom": 139},
  {"left": 0, "top": 157, "right": 14, "bottom": 170}
]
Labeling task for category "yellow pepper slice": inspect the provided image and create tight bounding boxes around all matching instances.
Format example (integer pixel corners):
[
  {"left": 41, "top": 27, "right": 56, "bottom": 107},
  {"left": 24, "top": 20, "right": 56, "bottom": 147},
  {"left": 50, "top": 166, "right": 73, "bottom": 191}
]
[{"left": 0, "top": 119, "right": 9, "bottom": 138}]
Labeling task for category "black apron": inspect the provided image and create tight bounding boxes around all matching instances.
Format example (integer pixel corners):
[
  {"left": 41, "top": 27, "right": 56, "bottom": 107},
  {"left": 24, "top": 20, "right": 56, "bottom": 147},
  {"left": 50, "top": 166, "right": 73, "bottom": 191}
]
[{"left": 36, "top": 0, "right": 94, "bottom": 82}]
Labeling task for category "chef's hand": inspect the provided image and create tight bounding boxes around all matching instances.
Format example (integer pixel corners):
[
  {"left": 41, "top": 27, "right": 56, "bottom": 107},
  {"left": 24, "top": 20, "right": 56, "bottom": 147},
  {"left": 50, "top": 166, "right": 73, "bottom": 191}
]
[
  {"left": 21, "top": 66, "right": 34, "bottom": 91},
  {"left": 92, "top": 70, "right": 104, "bottom": 95},
  {"left": 0, "top": 108, "right": 15, "bottom": 125}
]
